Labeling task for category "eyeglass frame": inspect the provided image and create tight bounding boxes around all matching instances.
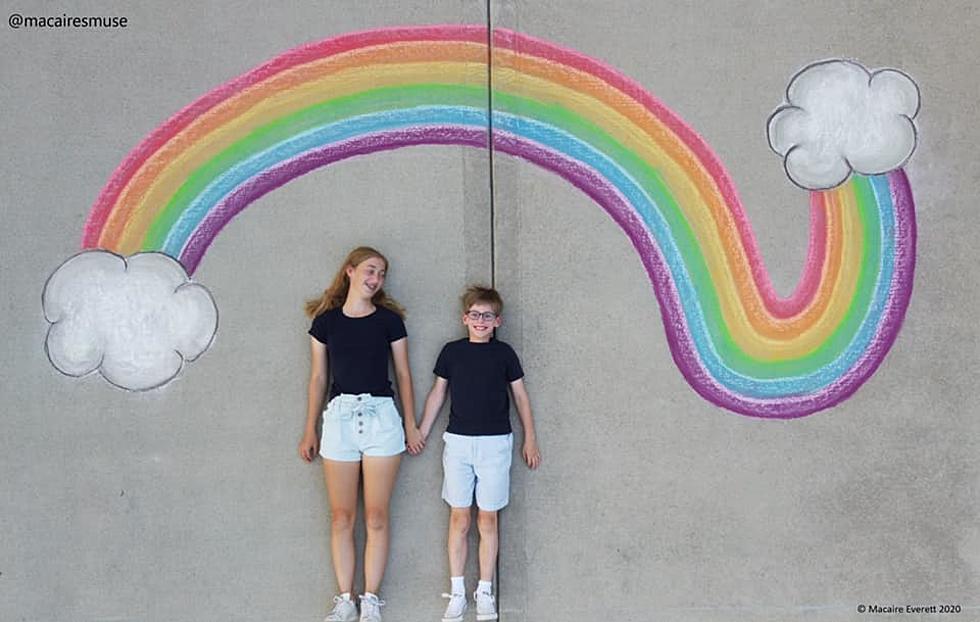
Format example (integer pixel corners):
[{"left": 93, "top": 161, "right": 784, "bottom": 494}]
[{"left": 465, "top": 310, "right": 499, "bottom": 322}]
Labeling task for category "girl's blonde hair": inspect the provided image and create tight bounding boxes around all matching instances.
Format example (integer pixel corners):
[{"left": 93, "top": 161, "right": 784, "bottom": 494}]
[{"left": 304, "top": 246, "right": 406, "bottom": 319}]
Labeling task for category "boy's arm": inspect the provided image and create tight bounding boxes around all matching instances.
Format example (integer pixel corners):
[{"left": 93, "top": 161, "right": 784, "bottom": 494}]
[
  {"left": 418, "top": 376, "right": 449, "bottom": 441},
  {"left": 510, "top": 378, "right": 541, "bottom": 469}
]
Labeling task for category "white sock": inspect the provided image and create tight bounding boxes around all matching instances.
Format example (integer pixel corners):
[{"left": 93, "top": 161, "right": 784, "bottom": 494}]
[
  {"left": 363, "top": 591, "right": 378, "bottom": 601},
  {"left": 340, "top": 592, "right": 351, "bottom": 601},
  {"left": 450, "top": 576, "right": 465, "bottom": 594},
  {"left": 477, "top": 580, "right": 492, "bottom": 595}
]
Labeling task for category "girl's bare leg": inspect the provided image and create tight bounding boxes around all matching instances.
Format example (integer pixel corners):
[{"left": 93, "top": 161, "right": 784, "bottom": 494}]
[
  {"left": 361, "top": 454, "right": 402, "bottom": 594},
  {"left": 323, "top": 459, "right": 361, "bottom": 593}
]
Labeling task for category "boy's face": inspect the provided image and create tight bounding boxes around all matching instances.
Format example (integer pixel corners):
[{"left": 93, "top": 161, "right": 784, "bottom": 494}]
[{"left": 463, "top": 302, "right": 501, "bottom": 342}]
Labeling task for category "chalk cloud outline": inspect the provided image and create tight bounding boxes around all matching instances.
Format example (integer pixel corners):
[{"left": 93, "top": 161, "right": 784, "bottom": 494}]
[
  {"left": 768, "top": 59, "right": 920, "bottom": 190},
  {"left": 42, "top": 250, "right": 218, "bottom": 391}
]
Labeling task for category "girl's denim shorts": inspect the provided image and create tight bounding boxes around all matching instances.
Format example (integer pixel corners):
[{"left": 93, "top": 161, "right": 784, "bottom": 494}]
[{"left": 319, "top": 393, "right": 405, "bottom": 461}]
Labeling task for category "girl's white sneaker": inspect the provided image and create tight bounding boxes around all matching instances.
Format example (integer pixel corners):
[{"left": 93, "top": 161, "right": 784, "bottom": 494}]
[
  {"left": 323, "top": 595, "right": 358, "bottom": 622},
  {"left": 358, "top": 593, "right": 384, "bottom": 622}
]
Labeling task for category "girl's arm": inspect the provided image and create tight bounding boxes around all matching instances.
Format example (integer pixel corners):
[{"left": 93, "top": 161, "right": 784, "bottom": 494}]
[
  {"left": 390, "top": 337, "right": 423, "bottom": 454},
  {"left": 417, "top": 376, "right": 449, "bottom": 441},
  {"left": 510, "top": 378, "right": 541, "bottom": 469},
  {"left": 299, "top": 337, "right": 328, "bottom": 462}
]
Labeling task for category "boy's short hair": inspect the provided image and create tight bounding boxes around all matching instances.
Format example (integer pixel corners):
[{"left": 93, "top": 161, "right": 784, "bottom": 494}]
[{"left": 461, "top": 285, "right": 503, "bottom": 315}]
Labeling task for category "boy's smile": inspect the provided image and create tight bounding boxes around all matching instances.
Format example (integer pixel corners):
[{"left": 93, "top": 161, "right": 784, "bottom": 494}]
[{"left": 463, "top": 303, "right": 501, "bottom": 342}]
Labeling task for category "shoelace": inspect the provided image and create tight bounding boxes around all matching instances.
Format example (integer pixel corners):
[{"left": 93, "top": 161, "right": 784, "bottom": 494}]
[
  {"left": 359, "top": 594, "right": 386, "bottom": 612},
  {"left": 325, "top": 595, "right": 354, "bottom": 620}
]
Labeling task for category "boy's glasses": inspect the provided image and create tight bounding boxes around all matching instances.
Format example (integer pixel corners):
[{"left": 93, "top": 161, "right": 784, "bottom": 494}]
[{"left": 466, "top": 311, "right": 498, "bottom": 322}]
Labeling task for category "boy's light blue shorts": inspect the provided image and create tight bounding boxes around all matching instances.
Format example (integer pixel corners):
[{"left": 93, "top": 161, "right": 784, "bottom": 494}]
[
  {"left": 319, "top": 394, "right": 405, "bottom": 462},
  {"left": 441, "top": 431, "right": 513, "bottom": 511}
]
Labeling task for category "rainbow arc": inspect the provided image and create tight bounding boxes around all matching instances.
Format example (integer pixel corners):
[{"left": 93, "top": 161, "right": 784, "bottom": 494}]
[{"left": 81, "top": 26, "right": 916, "bottom": 417}]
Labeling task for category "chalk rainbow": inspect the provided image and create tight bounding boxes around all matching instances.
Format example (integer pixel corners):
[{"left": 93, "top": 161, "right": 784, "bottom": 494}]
[{"left": 80, "top": 25, "right": 916, "bottom": 418}]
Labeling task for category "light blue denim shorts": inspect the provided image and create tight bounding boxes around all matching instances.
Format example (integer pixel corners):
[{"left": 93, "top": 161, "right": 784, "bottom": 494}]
[
  {"left": 319, "top": 394, "right": 405, "bottom": 462},
  {"left": 441, "top": 431, "right": 513, "bottom": 511}
]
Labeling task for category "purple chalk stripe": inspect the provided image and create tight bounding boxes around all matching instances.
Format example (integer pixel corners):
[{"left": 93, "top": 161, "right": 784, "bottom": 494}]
[{"left": 181, "top": 125, "right": 915, "bottom": 418}]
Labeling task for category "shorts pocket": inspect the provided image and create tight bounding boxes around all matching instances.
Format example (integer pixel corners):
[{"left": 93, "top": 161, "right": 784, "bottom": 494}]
[
  {"left": 481, "top": 434, "right": 513, "bottom": 469},
  {"left": 323, "top": 396, "right": 341, "bottom": 417},
  {"left": 321, "top": 409, "right": 347, "bottom": 450},
  {"left": 377, "top": 399, "right": 401, "bottom": 432},
  {"left": 323, "top": 397, "right": 354, "bottom": 440},
  {"left": 442, "top": 432, "right": 472, "bottom": 462}
]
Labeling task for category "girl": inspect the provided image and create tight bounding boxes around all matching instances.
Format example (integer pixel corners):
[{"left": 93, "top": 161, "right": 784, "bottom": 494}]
[{"left": 298, "top": 246, "right": 424, "bottom": 622}]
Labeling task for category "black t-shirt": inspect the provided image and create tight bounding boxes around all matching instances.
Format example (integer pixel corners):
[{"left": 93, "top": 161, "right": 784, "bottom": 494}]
[
  {"left": 309, "top": 306, "right": 407, "bottom": 399},
  {"left": 434, "top": 338, "right": 524, "bottom": 436}
]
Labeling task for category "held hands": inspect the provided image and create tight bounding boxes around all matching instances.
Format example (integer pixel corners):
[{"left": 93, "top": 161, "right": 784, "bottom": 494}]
[
  {"left": 405, "top": 425, "right": 425, "bottom": 455},
  {"left": 298, "top": 429, "right": 319, "bottom": 462},
  {"left": 523, "top": 437, "right": 541, "bottom": 469}
]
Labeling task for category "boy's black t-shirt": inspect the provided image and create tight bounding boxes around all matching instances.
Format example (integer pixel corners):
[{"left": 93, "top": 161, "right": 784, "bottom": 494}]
[
  {"left": 434, "top": 338, "right": 524, "bottom": 436},
  {"left": 309, "top": 306, "right": 407, "bottom": 399}
]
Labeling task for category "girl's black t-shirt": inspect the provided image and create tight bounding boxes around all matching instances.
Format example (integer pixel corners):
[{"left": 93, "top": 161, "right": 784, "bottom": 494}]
[
  {"left": 434, "top": 338, "right": 524, "bottom": 436},
  {"left": 309, "top": 306, "right": 407, "bottom": 399}
]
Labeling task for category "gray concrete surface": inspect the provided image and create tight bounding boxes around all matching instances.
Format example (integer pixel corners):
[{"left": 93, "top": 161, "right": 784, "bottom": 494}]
[{"left": 2, "top": 1, "right": 979, "bottom": 621}]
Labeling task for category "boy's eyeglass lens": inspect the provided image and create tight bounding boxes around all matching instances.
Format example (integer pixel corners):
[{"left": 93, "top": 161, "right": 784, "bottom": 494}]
[{"left": 467, "top": 311, "right": 497, "bottom": 322}]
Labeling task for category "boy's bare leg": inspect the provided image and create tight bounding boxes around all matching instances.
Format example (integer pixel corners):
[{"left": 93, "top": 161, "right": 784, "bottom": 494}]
[
  {"left": 476, "top": 510, "right": 498, "bottom": 582},
  {"left": 361, "top": 454, "right": 402, "bottom": 594},
  {"left": 323, "top": 459, "right": 361, "bottom": 593},
  {"left": 448, "top": 507, "right": 471, "bottom": 576}
]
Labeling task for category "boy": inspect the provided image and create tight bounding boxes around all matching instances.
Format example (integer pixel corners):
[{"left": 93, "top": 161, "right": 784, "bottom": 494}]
[{"left": 418, "top": 285, "right": 541, "bottom": 622}]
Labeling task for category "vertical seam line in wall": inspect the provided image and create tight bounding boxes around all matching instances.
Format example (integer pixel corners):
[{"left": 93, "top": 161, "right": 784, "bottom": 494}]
[
  {"left": 486, "top": 0, "right": 496, "bottom": 289},
  {"left": 485, "top": 1, "right": 503, "bottom": 616}
]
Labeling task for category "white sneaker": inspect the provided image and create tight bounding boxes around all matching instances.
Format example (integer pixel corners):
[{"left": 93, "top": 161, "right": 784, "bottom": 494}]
[
  {"left": 474, "top": 590, "right": 498, "bottom": 621},
  {"left": 441, "top": 592, "right": 467, "bottom": 622},
  {"left": 359, "top": 593, "right": 385, "bottom": 622},
  {"left": 324, "top": 595, "right": 358, "bottom": 622}
]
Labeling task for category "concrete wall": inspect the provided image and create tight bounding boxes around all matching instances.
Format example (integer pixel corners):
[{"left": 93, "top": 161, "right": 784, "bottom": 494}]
[{"left": 2, "top": 1, "right": 978, "bottom": 621}]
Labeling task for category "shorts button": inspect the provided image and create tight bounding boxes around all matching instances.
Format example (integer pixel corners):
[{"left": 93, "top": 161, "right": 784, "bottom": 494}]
[
  {"left": 357, "top": 396, "right": 362, "bottom": 401},
  {"left": 357, "top": 413, "right": 362, "bottom": 417}
]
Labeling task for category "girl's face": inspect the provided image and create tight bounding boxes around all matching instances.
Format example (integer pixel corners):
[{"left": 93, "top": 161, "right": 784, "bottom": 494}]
[
  {"left": 462, "top": 302, "right": 502, "bottom": 342},
  {"left": 346, "top": 257, "right": 386, "bottom": 300}
]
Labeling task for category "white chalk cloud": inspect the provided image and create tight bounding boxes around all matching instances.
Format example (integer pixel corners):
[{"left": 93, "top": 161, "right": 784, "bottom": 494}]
[
  {"left": 42, "top": 251, "right": 218, "bottom": 391},
  {"left": 768, "top": 59, "right": 920, "bottom": 190}
]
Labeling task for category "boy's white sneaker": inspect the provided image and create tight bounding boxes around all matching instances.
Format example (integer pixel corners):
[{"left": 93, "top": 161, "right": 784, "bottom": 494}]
[
  {"left": 323, "top": 595, "right": 358, "bottom": 622},
  {"left": 359, "top": 593, "right": 385, "bottom": 622},
  {"left": 474, "top": 590, "right": 498, "bottom": 621},
  {"left": 441, "top": 592, "right": 467, "bottom": 622}
]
